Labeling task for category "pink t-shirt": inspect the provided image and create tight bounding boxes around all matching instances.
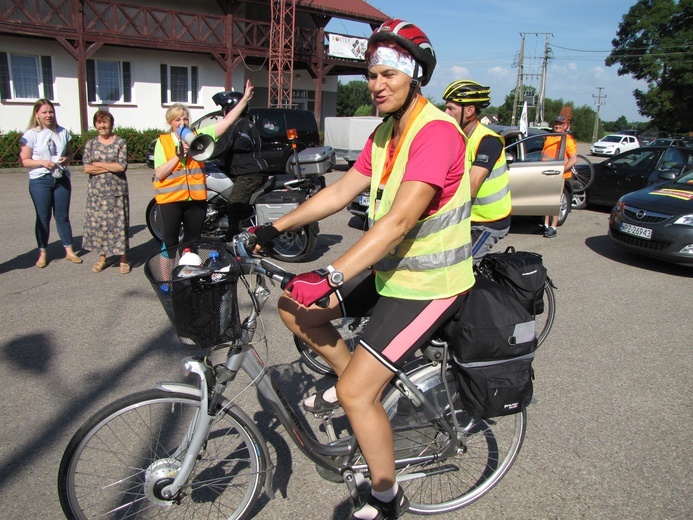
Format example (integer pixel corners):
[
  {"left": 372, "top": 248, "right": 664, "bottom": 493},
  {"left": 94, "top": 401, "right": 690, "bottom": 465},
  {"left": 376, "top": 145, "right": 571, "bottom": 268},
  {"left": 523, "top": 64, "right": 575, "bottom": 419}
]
[{"left": 354, "top": 119, "right": 465, "bottom": 216}]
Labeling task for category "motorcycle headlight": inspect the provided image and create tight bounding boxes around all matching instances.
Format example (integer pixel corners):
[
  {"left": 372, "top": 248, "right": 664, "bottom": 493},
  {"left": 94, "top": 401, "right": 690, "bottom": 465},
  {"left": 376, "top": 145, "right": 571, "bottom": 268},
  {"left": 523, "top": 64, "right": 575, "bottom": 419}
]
[{"left": 674, "top": 214, "right": 693, "bottom": 226}]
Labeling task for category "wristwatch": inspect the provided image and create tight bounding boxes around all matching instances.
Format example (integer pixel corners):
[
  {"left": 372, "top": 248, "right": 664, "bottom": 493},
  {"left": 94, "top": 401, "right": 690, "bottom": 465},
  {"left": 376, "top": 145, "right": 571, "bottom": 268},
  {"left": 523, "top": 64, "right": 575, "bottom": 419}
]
[{"left": 325, "top": 264, "right": 344, "bottom": 287}]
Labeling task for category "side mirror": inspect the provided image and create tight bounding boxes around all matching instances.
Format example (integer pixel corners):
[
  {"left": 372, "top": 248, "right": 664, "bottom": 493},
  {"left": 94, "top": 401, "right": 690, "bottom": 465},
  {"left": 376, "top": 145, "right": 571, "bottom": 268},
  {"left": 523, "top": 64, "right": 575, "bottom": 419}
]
[
  {"left": 657, "top": 171, "right": 677, "bottom": 181},
  {"left": 505, "top": 152, "right": 515, "bottom": 164}
]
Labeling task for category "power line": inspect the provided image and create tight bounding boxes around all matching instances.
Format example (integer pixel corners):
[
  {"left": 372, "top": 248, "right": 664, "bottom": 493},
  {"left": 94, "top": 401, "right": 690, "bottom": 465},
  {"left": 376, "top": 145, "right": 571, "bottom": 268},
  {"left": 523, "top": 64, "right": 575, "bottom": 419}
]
[{"left": 551, "top": 43, "right": 692, "bottom": 53}]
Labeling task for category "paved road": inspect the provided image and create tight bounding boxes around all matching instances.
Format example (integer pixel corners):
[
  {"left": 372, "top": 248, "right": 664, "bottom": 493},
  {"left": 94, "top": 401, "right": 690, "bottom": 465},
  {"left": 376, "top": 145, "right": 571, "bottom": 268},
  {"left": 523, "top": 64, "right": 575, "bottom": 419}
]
[{"left": 0, "top": 162, "right": 690, "bottom": 519}]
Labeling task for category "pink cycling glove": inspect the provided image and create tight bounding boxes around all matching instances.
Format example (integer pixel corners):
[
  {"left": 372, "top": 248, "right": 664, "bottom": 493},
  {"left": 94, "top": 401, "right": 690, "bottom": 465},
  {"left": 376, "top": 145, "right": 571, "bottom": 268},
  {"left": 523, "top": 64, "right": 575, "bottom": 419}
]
[{"left": 286, "top": 269, "right": 335, "bottom": 307}]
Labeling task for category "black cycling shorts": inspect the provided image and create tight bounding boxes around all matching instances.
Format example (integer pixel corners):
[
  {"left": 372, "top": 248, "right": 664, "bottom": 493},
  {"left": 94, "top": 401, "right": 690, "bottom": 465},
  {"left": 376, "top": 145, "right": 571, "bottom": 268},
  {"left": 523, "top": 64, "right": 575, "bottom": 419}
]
[{"left": 336, "top": 270, "right": 467, "bottom": 371}]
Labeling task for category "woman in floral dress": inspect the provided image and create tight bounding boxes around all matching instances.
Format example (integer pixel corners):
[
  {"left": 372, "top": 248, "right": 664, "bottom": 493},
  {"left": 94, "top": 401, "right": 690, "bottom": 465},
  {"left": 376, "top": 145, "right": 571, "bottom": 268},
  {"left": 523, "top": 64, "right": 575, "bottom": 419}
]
[{"left": 82, "top": 110, "right": 130, "bottom": 273}]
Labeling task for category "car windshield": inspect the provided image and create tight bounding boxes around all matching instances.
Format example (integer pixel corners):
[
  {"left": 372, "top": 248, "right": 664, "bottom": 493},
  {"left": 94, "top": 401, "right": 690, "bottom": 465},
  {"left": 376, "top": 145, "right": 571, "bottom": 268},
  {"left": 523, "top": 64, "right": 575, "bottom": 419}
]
[
  {"left": 674, "top": 170, "right": 693, "bottom": 185},
  {"left": 649, "top": 139, "right": 671, "bottom": 146},
  {"left": 602, "top": 136, "right": 621, "bottom": 143},
  {"left": 612, "top": 148, "right": 659, "bottom": 169}
]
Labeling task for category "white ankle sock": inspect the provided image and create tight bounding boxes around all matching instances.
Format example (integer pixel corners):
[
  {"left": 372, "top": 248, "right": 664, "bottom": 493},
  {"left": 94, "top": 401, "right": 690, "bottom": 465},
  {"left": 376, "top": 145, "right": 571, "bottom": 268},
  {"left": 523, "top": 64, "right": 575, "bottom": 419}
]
[
  {"left": 303, "top": 385, "right": 338, "bottom": 408},
  {"left": 371, "top": 484, "right": 398, "bottom": 503}
]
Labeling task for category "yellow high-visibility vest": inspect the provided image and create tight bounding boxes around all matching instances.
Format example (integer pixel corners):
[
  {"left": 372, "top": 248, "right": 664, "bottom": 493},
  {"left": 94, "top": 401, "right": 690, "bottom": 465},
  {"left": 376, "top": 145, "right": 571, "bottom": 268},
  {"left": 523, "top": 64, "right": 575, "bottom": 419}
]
[
  {"left": 368, "top": 100, "right": 474, "bottom": 300},
  {"left": 464, "top": 124, "right": 511, "bottom": 222}
]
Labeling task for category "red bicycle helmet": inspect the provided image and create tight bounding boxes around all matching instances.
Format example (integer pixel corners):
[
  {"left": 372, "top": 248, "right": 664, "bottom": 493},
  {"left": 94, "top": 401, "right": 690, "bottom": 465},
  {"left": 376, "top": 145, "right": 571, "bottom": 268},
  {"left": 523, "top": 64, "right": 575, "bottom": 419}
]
[{"left": 368, "top": 19, "right": 436, "bottom": 86}]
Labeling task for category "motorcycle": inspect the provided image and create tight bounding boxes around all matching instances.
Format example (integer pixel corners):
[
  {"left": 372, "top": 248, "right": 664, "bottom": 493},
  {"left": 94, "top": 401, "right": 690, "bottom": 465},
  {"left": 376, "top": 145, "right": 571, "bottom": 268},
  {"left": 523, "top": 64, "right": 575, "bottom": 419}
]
[{"left": 146, "top": 143, "right": 333, "bottom": 263}]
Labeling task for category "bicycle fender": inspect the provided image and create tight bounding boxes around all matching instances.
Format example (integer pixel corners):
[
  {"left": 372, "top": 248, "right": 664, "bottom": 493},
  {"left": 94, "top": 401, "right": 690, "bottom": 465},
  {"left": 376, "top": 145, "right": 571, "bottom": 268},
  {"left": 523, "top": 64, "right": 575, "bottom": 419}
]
[{"left": 156, "top": 382, "right": 201, "bottom": 397}]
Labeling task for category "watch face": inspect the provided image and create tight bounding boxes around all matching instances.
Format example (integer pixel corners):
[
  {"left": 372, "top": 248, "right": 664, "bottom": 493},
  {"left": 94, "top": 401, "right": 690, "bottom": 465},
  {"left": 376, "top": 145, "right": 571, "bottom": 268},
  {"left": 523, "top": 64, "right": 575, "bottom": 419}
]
[{"left": 330, "top": 270, "right": 344, "bottom": 285}]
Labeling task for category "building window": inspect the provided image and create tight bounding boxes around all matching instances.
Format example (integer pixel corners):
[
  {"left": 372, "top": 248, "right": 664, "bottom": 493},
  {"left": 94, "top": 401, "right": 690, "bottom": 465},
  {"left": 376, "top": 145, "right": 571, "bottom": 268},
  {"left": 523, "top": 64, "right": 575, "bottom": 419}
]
[
  {"left": 160, "top": 64, "right": 198, "bottom": 105},
  {"left": 0, "top": 52, "right": 53, "bottom": 100},
  {"left": 86, "top": 60, "right": 132, "bottom": 104}
]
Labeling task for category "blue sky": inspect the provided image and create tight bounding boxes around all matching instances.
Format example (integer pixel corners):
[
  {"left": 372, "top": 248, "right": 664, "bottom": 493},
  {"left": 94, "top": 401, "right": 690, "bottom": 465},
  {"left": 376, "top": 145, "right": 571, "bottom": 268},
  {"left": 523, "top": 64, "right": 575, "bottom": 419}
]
[{"left": 326, "top": 0, "right": 648, "bottom": 123}]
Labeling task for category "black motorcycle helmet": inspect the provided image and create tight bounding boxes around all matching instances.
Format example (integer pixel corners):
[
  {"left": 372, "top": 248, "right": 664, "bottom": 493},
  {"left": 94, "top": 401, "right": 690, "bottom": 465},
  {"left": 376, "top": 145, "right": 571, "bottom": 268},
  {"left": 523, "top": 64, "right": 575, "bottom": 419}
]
[{"left": 212, "top": 90, "right": 249, "bottom": 116}]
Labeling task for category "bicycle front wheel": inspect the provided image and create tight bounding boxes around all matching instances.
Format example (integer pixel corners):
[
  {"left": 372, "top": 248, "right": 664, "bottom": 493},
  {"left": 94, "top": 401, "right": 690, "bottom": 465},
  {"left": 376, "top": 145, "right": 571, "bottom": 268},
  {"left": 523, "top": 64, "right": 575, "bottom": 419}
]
[
  {"left": 58, "top": 389, "right": 265, "bottom": 520},
  {"left": 381, "top": 364, "right": 526, "bottom": 514}
]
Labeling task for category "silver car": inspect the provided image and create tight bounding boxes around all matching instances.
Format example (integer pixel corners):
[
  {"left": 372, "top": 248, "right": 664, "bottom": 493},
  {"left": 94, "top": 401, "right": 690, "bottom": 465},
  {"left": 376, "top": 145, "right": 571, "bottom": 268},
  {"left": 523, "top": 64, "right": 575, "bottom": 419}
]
[{"left": 348, "top": 128, "right": 572, "bottom": 226}]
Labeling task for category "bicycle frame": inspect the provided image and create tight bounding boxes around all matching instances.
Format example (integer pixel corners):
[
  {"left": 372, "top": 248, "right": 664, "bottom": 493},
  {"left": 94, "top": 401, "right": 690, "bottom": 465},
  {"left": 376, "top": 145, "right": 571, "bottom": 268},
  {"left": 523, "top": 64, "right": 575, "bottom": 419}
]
[{"left": 152, "top": 251, "right": 463, "bottom": 505}]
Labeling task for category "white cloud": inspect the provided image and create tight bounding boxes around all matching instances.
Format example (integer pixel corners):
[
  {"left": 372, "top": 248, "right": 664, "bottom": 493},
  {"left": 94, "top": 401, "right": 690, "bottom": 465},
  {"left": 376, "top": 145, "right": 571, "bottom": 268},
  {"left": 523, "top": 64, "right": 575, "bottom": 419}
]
[
  {"left": 450, "top": 65, "right": 469, "bottom": 76},
  {"left": 488, "top": 66, "right": 510, "bottom": 79}
]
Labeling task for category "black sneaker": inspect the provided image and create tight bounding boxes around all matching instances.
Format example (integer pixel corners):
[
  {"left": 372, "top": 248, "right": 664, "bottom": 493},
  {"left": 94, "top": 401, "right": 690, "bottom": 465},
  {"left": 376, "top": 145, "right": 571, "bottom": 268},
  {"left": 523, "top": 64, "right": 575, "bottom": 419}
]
[
  {"left": 352, "top": 486, "right": 410, "bottom": 519},
  {"left": 544, "top": 226, "right": 557, "bottom": 238}
]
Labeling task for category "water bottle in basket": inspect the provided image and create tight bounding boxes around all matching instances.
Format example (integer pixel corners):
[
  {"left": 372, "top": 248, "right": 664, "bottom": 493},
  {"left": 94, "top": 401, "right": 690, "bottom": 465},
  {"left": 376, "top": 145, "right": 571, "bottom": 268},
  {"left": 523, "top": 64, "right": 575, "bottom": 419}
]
[{"left": 205, "top": 251, "right": 224, "bottom": 282}]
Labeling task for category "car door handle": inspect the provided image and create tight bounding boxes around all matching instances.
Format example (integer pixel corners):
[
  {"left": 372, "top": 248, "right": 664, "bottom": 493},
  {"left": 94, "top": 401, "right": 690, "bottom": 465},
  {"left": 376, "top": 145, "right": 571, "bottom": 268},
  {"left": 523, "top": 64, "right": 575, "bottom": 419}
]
[{"left": 541, "top": 170, "right": 562, "bottom": 176}]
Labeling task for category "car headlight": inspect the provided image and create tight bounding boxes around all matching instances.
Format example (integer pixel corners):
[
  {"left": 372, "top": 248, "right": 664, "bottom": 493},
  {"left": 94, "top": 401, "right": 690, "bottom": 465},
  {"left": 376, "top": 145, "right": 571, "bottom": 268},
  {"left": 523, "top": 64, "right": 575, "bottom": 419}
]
[{"left": 674, "top": 214, "right": 693, "bottom": 226}]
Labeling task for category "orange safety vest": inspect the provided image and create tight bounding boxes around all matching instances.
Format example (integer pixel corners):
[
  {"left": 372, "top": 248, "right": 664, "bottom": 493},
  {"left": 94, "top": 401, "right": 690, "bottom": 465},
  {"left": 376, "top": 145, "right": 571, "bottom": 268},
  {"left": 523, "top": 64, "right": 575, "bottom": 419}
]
[
  {"left": 541, "top": 134, "right": 576, "bottom": 179},
  {"left": 153, "top": 133, "right": 207, "bottom": 204}
]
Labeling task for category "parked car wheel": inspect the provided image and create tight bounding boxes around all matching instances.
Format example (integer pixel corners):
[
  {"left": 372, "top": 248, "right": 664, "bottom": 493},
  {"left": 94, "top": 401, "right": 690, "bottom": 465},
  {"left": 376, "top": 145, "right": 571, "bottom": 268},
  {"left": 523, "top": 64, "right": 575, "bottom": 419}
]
[{"left": 572, "top": 190, "right": 588, "bottom": 210}]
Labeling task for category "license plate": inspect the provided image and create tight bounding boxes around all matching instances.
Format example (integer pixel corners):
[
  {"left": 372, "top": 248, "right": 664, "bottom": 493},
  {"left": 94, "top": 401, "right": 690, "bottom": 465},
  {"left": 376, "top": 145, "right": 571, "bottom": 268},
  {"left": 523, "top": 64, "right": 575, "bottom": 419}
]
[
  {"left": 358, "top": 194, "right": 370, "bottom": 206},
  {"left": 620, "top": 222, "right": 652, "bottom": 239}
]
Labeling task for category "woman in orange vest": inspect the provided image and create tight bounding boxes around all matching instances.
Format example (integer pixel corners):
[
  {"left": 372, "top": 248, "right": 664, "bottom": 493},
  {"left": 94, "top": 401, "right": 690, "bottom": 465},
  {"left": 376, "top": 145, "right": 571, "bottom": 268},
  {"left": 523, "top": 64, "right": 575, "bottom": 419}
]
[{"left": 152, "top": 79, "right": 254, "bottom": 248}]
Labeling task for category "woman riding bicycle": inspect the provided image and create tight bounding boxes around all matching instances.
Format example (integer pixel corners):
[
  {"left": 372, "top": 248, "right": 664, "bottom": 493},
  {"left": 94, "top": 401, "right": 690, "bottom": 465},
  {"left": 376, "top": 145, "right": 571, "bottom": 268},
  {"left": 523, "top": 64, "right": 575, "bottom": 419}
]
[{"left": 251, "top": 19, "right": 475, "bottom": 519}]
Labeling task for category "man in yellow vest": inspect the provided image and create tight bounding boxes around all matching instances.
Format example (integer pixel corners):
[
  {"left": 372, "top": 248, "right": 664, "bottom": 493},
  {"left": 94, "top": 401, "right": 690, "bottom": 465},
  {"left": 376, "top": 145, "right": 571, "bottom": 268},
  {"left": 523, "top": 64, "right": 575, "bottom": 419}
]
[{"left": 443, "top": 80, "right": 511, "bottom": 261}]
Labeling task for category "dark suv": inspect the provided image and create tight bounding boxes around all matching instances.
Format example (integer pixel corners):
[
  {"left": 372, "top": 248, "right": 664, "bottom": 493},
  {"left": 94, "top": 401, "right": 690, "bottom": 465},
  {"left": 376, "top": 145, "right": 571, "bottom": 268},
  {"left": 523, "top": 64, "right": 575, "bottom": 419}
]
[
  {"left": 146, "top": 108, "right": 320, "bottom": 171},
  {"left": 639, "top": 130, "right": 671, "bottom": 147}
]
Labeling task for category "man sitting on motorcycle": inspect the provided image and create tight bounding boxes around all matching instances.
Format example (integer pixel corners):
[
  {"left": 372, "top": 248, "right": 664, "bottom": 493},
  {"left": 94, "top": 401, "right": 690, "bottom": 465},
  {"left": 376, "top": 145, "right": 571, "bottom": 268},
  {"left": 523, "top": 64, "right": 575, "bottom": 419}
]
[{"left": 212, "top": 89, "right": 269, "bottom": 241}]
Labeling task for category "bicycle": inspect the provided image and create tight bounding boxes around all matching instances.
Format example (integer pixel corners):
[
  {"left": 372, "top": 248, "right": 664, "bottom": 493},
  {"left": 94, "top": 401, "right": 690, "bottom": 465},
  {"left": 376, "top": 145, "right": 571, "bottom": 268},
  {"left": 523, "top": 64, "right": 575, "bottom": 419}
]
[
  {"left": 295, "top": 261, "right": 556, "bottom": 377},
  {"left": 570, "top": 154, "right": 595, "bottom": 209},
  {"left": 58, "top": 237, "right": 526, "bottom": 519}
]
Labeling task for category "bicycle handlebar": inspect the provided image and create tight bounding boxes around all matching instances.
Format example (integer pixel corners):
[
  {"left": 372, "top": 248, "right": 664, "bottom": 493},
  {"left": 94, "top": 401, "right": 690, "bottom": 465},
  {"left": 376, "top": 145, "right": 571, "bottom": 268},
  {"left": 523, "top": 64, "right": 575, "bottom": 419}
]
[{"left": 231, "top": 233, "right": 330, "bottom": 308}]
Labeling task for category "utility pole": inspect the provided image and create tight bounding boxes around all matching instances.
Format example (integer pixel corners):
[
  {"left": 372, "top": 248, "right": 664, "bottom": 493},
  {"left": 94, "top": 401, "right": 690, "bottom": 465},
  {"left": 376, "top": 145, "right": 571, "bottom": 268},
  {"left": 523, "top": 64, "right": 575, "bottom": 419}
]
[
  {"left": 536, "top": 34, "right": 551, "bottom": 125},
  {"left": 511, "top": 34, "right": 525, "bottom": 126},
  {"left": 592, "top": 87, "right": 606, "bottom": 143},
  {"left": 268, "top": 0, "right": 296, "bottom": 108},
  {"left": 511, "top": 33, "right": 552, "bottom": 126}
]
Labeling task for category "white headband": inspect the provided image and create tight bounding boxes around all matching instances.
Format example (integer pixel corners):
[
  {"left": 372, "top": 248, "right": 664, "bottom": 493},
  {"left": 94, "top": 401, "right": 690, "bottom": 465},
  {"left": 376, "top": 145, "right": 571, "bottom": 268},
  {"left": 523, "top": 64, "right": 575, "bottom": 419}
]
[{"left": 368, "top": 47, "right": 416, "bottom": 77}]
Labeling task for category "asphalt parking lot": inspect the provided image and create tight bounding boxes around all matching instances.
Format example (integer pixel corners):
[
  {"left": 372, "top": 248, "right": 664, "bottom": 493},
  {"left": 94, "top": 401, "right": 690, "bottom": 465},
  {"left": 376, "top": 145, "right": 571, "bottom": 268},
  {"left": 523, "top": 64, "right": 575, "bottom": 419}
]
[{"left": 0, "top": 157, "right": 691, "bottom": 519}]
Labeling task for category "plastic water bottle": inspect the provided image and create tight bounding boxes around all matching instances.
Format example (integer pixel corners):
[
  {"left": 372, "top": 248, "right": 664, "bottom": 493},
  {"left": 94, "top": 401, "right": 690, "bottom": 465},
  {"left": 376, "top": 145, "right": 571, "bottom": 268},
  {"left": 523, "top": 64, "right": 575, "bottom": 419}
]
[
  {"left": 179, "top": 247, "right": 203, "bottom": 266},
  {"left": 48, "top": 139, "right": 63, "bottom": 178},
  {"left": 206, "top": 251, "right": 223, "bottom": 282}
]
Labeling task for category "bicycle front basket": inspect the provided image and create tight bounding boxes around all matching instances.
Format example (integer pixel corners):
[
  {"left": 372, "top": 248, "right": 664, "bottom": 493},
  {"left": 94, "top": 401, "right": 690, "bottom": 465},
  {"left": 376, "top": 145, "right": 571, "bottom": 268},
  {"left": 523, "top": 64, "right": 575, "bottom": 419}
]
[{"left": 144, "top": 241, "right": 242, "bottom": 349}]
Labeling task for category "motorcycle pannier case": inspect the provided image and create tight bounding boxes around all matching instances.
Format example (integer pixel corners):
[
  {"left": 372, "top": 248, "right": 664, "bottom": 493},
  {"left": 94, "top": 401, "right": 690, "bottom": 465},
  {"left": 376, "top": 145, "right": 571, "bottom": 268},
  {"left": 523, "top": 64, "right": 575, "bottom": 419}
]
[
  {"left": 255, "top": 190, "right": 306, "bottom": 224},
  {"left": 442, "top": 276, "right": 537, "bottom": 420},
  {"left": 287, "top": 146, "right": 336, "bottom": 176}
]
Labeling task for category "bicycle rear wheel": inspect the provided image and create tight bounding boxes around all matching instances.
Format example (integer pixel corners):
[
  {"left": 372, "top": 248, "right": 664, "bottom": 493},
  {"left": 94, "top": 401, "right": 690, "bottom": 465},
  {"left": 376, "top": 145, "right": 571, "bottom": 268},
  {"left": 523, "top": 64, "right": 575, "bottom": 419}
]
[
  {"left": 571, "top": 154, "right": 594, "bottom": 209},
  {"left": 379, "top": 364, "right": 526, "bottom": 514},
  {"left": 535, "top": 277, "right": 556, "bottom": 347},
  {"left": 58, "top": 389, "right": 265, "bottom": 520},
  {"left": 294, "top": 317, "right": 368, "bottom": 376}
]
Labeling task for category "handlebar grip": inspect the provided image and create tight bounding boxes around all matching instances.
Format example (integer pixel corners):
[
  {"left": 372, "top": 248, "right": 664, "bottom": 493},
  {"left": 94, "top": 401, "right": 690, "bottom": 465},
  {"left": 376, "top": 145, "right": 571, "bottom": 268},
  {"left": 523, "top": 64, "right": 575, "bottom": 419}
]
[
  {"left": 279, "top": 274, "right": 295, "bottom": 290},
  {"left": 315, "top": 296, "right": 330, "bottom": 308}
]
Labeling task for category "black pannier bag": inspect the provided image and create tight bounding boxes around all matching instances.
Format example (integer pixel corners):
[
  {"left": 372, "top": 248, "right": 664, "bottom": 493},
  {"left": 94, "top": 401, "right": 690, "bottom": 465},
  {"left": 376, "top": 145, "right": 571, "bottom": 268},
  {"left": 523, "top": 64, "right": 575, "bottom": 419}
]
[
  {"left": 442, "top": 276, "right": 537, "bottom": 419},
  {"left": 479, "top": 246, "right": 547, "bottom": 315}
]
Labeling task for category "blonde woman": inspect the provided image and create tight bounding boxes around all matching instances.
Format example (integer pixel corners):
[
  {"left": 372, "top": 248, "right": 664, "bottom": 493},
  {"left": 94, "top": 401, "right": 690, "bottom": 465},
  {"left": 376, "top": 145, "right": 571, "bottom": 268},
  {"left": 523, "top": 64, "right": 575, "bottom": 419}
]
[
  {"left": 82, "top": 110, "right": 130, "bottom": 273},
  {"left": 152, "top": 79, "right": 255, "bottom": 248},
  {"left": 19, "top": 99, "right": 81, "bottom": 267}
]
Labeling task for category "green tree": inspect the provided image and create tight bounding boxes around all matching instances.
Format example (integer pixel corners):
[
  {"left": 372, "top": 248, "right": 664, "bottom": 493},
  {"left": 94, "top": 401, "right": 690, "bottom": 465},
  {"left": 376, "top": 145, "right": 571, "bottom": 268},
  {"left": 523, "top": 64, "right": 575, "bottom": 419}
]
[
  {"left": 336, "top": 80, "right": 372, "bottom": 116},
  {"left": 605, "top": 0, "right": 693, "bottom": 133}
]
